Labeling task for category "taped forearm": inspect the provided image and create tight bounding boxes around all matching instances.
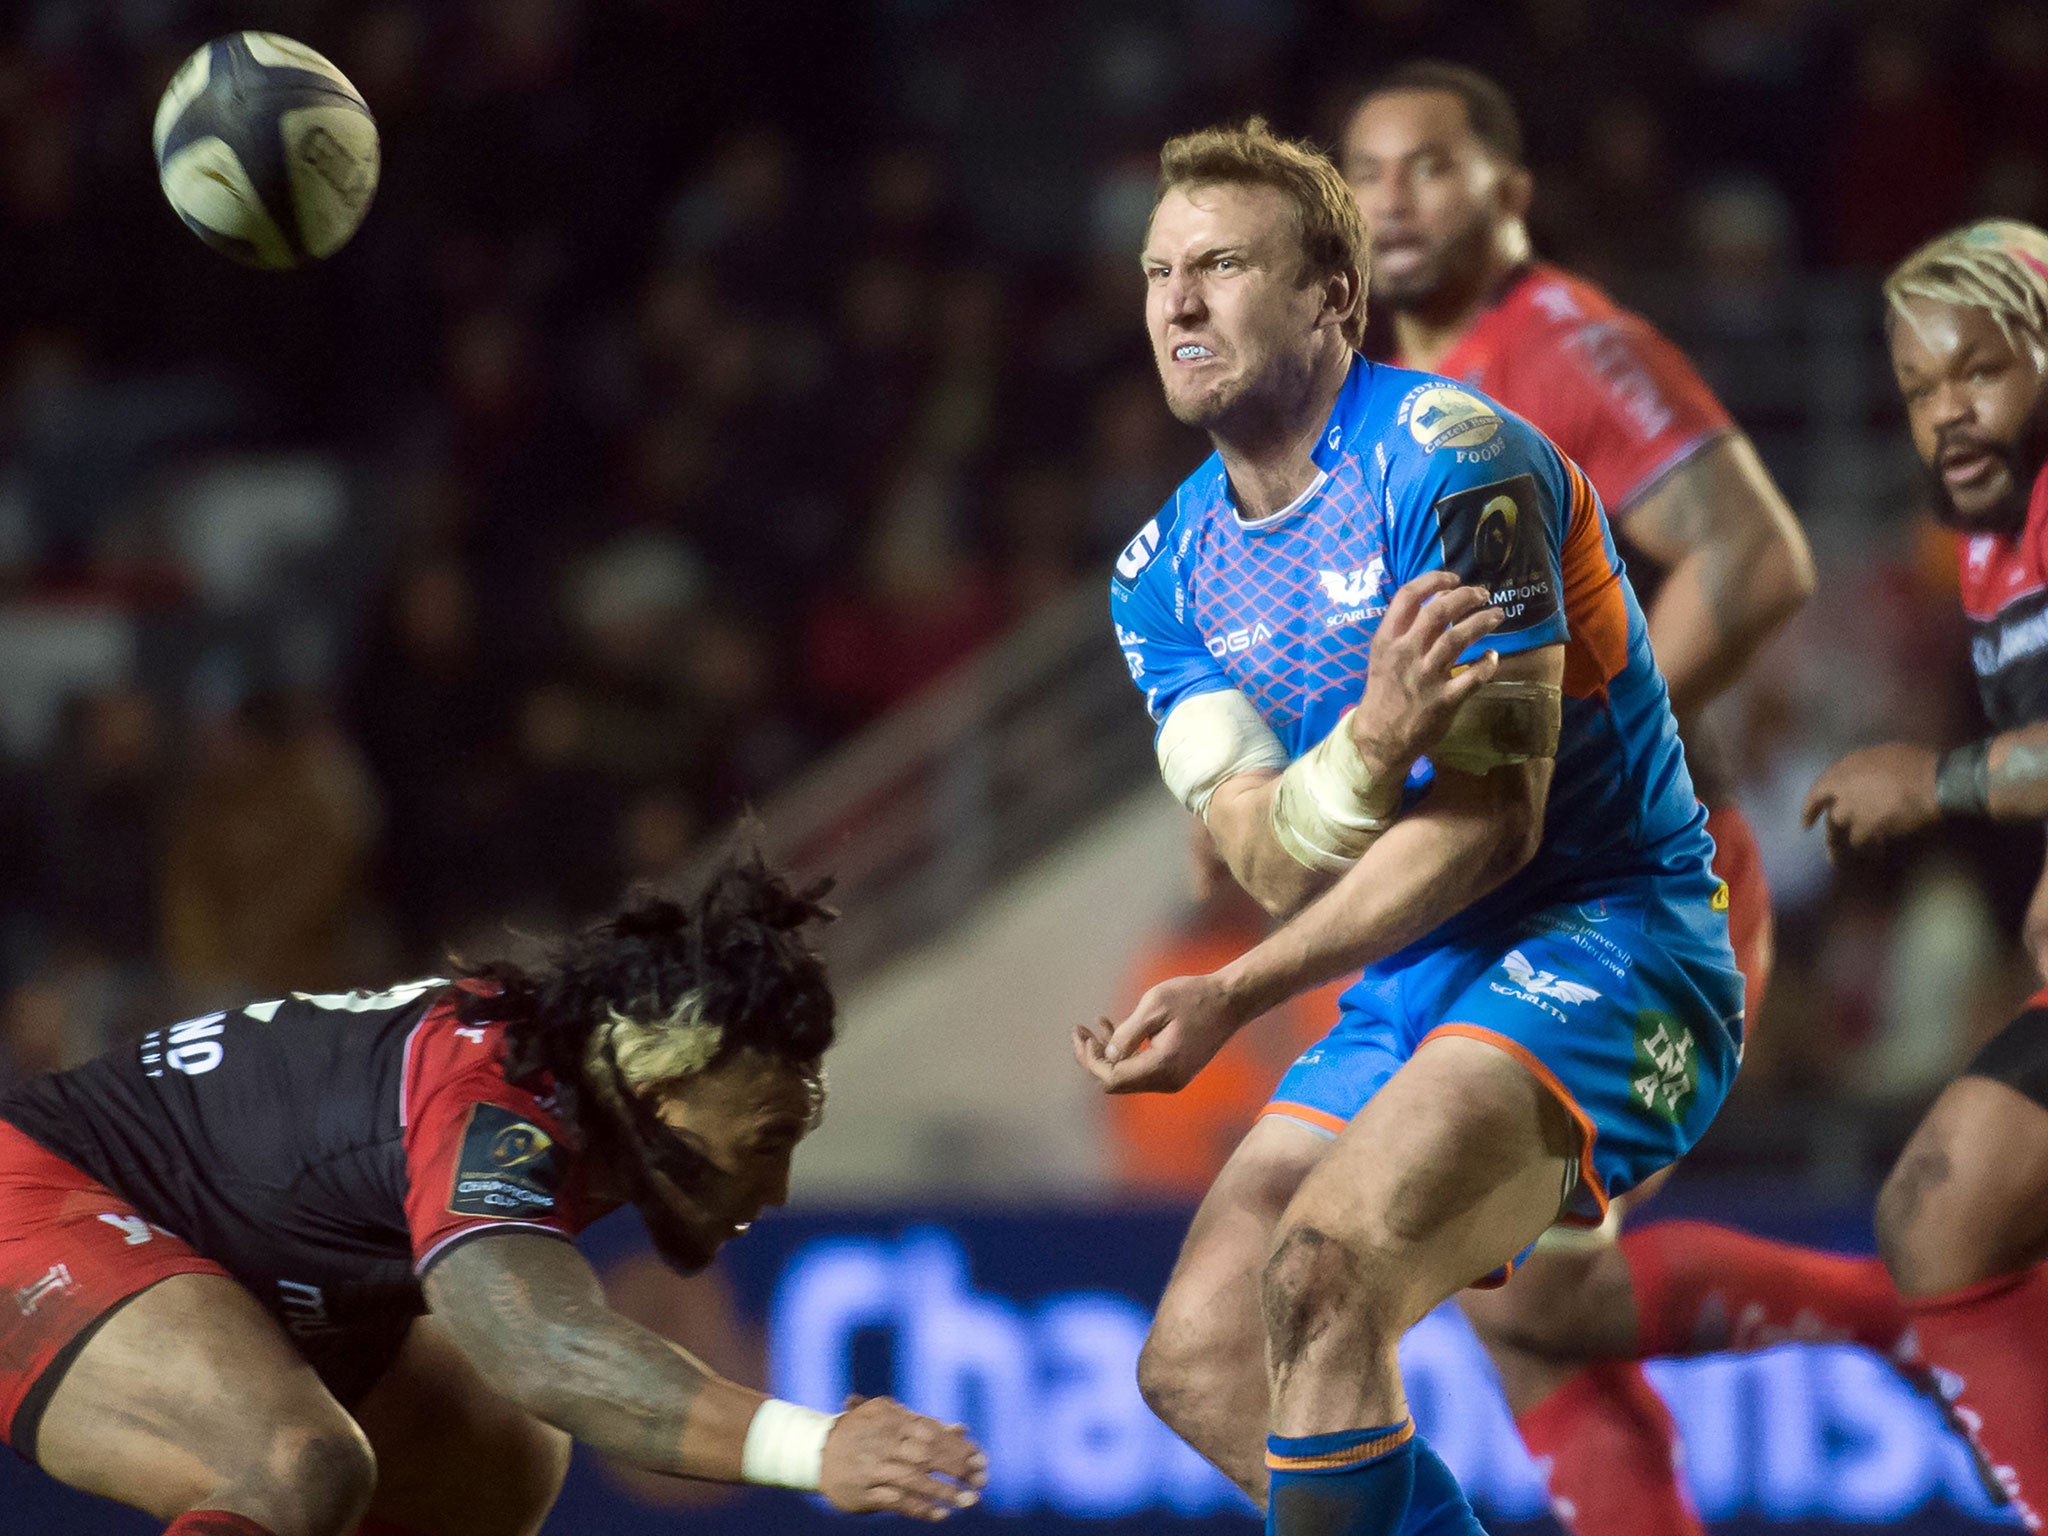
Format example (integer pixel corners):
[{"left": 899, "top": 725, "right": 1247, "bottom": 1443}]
[
  {"left": 1430, "top": 679, "right": 1561, "bottom": 775},
  {"left": 1156, "top": 689, "right": 1288, "bottom": 818},
  {"left": 1269, "top": 707, "right": 1403, "bottom": 872}
]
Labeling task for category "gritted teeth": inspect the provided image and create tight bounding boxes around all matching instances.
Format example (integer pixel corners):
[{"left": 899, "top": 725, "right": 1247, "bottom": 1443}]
[{"left": 1175, "top": 344, "right": 1213, "bottom": 360}]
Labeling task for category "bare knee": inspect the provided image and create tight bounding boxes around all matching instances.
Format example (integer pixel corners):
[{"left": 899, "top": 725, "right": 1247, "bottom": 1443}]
[
  {"left": 1263, "top": 1223, "right": 1394, "bottom": 1380},
  {"left": 236, "top": 1415, "right": 377, "bottom": 1536},
  {"left": 1138, "top": 1294, "right": 1248, "bottom": 1427}
]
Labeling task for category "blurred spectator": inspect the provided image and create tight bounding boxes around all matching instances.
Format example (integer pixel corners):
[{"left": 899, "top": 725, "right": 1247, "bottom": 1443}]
[
  {"left": 160, "top": 692, "right": 383, "bottom": 1005},
  {"left": 1824, "top": 26, "right": 1969, "bottom": 268}
]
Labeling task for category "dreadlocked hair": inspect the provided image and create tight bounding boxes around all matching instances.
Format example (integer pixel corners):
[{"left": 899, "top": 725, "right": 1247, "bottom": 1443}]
[
  {"left": 1886, "top": 219, "right": 2048, "bottom": 358},
  {"left": 457, "top": 852, "right": 837, "bottom": 1136}
]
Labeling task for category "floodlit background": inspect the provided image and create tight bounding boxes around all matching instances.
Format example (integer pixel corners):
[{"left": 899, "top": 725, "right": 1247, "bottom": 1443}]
[{"left": 0, "top": 1, "right": 2042, "bottom": 1531}]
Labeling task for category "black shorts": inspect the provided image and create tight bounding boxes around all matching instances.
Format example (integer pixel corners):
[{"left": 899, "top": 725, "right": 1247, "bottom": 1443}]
[{"left": 1965, "top": 991, "right": 2048, "bottom": 1111}]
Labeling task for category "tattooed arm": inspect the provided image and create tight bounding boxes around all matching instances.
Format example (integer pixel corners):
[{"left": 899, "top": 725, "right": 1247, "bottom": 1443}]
[
  {"left": 1621, "top": 434, "right": 1815, "bottom": 724},
  {"left": 423, "top": 1231, "right": 983, "bottom": 1518},
  {"left": 1803, "top": 723, "right": 2048, "bottom": 857}
]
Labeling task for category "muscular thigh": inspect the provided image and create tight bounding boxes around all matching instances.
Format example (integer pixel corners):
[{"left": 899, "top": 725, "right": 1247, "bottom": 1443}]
[
  {"left": 353, "top": 1316, "right": 570, "bottom": 1536},
  {"left": 1881, "top": 1071, "right": 2048, "bottom": 1296},
  {"left": 1155, "top": 1116, "right": 1325, "bottom": 1342},
  {"left": 35, "top": 1272, "right": 362, "bottom": 1521},
  {"left": 1286, "top": 1033, "right": 1580, "bottom": 1316}
]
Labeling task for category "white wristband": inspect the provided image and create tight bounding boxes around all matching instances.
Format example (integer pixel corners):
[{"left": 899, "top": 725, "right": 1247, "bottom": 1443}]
[{"left": 742, "top": 1398, "right": 838, "bottom": 1490}]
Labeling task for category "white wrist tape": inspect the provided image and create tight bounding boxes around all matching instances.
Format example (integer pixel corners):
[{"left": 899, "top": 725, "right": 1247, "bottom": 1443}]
[
  {"left": 1270, "top": 706, "right": 1402, "bottom": 872},
  {"left": 1156, "top": 689, "right": 1288, "bottom": 819},
  {"left": 742, "top": 1398, "right": 837, "bottom": 1490}
]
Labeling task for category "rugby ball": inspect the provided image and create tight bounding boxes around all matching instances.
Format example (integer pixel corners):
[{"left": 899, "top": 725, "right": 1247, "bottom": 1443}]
[{"left": 153, "top": 32, "right": 379, "bottom": 269}]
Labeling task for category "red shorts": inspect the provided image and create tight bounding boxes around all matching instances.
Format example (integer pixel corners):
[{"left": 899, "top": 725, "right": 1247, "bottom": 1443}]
[
  {"left": 1704, "top": 801, "right": 1773, "bottom": 1024},
  {"left": 0, "top": 1119, "right": 227, "bottom": 1458}
]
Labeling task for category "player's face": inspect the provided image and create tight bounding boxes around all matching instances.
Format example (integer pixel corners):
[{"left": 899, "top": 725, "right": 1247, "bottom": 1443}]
[
  {"left": 1891, "top": 294, "right": 2048, "bottom": 535},
  {"left": 1143, "top": 182, "right": 1333, "bottom": 431},
  {"left": 638, "top": 1052, "right": 818, "bottom": 1268},
  {"left": 1342, "top": 89, "right": 1516, "bottom": 312}
]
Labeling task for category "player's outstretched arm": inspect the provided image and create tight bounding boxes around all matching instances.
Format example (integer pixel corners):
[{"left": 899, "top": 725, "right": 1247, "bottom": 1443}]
[
  {"left": 1080, "top": 646, "right": 1559, "bottom": 1094},
  {"left": 1621, "top": 435, "right": 1815, "bottom": 722},
  {"left": 423, "top": 1231, "right": 985, "bottom": 1519},
  {"left": 1196, "top": 571, "right": 1505, "bottom": 916},
  {"left": 1805, "top": 721, "right": 2048, "bottom": 857}
]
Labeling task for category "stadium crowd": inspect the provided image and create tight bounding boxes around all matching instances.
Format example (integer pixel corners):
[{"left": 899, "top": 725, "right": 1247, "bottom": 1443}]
[{"left": 1, "top": 0, "right": 2046, "bottom": 1175}]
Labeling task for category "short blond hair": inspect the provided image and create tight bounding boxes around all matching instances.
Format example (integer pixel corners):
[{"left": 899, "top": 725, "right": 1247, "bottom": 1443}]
[
  {"left": 1885, "top": 219, "right": 2048, "bottom": 356},
  {"left": 1155, "top": 117, "right": 1368, "bottom": 350}
]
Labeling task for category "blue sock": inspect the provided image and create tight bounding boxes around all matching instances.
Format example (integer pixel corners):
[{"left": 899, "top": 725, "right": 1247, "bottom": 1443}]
[
  {"left": 1266, "top": 1420, "right": 1416, "bottom": 1536},
  {"left": 1405, "top": 1438, "right": 1486, "bottom": 1534}
]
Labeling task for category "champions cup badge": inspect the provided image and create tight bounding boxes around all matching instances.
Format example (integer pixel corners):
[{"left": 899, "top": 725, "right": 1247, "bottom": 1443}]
[
  {"left": 491, "top": 1122, "right": 553, "bottom": 1171},
  {"left": 1475, "top": 495, "right": 1518, "bottom": 581},
  {"left": 1401, "top": 386, "right": 1501, "bottom": 453}
]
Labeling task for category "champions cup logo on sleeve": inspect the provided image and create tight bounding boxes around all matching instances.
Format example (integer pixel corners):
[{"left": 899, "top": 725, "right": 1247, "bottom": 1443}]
[
  {"left": 1398, "top": 385, "right": 1502, "bottom": 454},
  {"left": 1433, "top": 473, "right": 1559, "bottom": 633},
  {"left": 448, "top": 1103, "right": 566, "bottom": 1220}
]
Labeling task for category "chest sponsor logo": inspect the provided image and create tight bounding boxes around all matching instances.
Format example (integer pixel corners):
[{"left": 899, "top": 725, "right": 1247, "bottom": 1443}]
[
  {"left": 449, "top": 1103, "right": 566, "bottom": 1221},
  {"left": 1632, "top": 1010, "right": 1699, "bottom": 1124},
  {"left": 1206, "top": 621, "right": 1273, "bottom": 657},
  {"left": 1318, "top": 561, "right": 1386, "bottom": 611},
  {"left": 1433, "top": 472, "right": 1559, "bottom": 633},
  {"left": 1400, "top": 385, "right": 1502, "bottom": 453},
  {"left": 1972, "top": 596, "right": 2048, "bottom": 677},
  {"left": 1114, "top": 518, "right": 1162, "bottom": 587},
  {"left": 140, "top": 1011, "right": 229, "bottom": 1079}
]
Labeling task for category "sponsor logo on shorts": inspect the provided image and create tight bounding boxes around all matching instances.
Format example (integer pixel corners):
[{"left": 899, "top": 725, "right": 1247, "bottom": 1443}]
[
  {"left": 1632, "top": 1011, "right": 1698, "bottom": 1125},
  {"left": 1501, "top": 949, "right": 1601, "bottom": 1004},
  {"left": 16, "top": 1263, "right": 74, "bottom": 1316},
  {"left": 1711, "top": 881, "right": 1730, "bottom": 912},
  {"left": 96, "top": 1213, "right": 162, "bottom": 1246},
  {"left": 277, "top": 1278, "right": 337, "bottom": 1339},
  {"left": 449, "top": 1103, "right": 566, "bottom": 1220}
]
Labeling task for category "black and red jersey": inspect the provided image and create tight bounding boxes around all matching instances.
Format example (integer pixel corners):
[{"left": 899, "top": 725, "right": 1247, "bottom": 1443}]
[
  {"left": 0, "top": 982, "right": 608, "bottom": 1395},
  {"left": 1958, "top": 462, "right": 2048, "bottom": 731}
]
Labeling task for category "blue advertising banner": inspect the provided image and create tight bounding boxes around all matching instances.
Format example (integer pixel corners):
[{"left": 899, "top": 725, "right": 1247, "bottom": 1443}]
[{"left": 0, "top": 1190, "right": 2018, "bottom": 1533}]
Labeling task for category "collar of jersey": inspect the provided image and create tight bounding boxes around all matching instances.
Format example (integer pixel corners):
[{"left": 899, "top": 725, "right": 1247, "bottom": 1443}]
[{"left": 1227, "top": 356, "right": 1371, "bottom": 533}]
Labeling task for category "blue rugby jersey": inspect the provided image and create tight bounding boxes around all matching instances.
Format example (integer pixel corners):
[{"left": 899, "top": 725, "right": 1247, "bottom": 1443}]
[{"left": 1110, "top": 355, "right": 1712, "bottom": 950}]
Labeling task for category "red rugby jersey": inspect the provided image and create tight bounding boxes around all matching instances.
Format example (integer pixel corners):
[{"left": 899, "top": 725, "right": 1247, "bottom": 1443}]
[
  {"left": 1958, "top": 461, "right": 2048, "bottom": 731},
  {"left": 1409, "top": 263, "right": 1735, "bottom": 519}
]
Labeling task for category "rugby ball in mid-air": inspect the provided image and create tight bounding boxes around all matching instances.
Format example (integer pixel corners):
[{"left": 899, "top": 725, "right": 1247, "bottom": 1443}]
[{"left": 153, "top": 31, "right": 379, "bottom": 269}]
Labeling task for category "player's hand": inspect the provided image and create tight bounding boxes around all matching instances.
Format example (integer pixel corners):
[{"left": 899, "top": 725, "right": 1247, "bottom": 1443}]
[
  {"left": 1074, "top": 972, "right": 1246, "bottom": 1094},
  {"left": 1352, "top": 570, "right": 1505, "bottom": 776},
  {"left": 819, "top": 1396, "right": 987, "bottom": 1521},
  {"left": 1801, "top": 743, "right": 1940, "bottom": 857}
]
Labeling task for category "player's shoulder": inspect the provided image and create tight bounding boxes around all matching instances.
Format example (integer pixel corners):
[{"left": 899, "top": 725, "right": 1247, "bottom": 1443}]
[
  {"left": 1498, "top": 263, "right": 1633, "bottom": 335},
  {"left": 1110, "top": 450, "right": 1227, "bottom": 603},
  {"left": 1367, "top": 362, "right": 1560, "bottom": 485}
]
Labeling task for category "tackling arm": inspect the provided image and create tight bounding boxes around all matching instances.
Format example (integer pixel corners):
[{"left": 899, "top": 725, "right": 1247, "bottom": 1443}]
[
  {"left": 1620, "top": 435, "right": 1815, "bottom": 723},
  {"left": 423, "top": 1231, "right": 983, "bottom": 1516}
]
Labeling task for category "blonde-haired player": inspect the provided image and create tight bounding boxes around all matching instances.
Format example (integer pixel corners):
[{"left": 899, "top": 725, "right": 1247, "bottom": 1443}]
[{"left": 1808, "top": 218, "right": 2048, "bottom": 1525}]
